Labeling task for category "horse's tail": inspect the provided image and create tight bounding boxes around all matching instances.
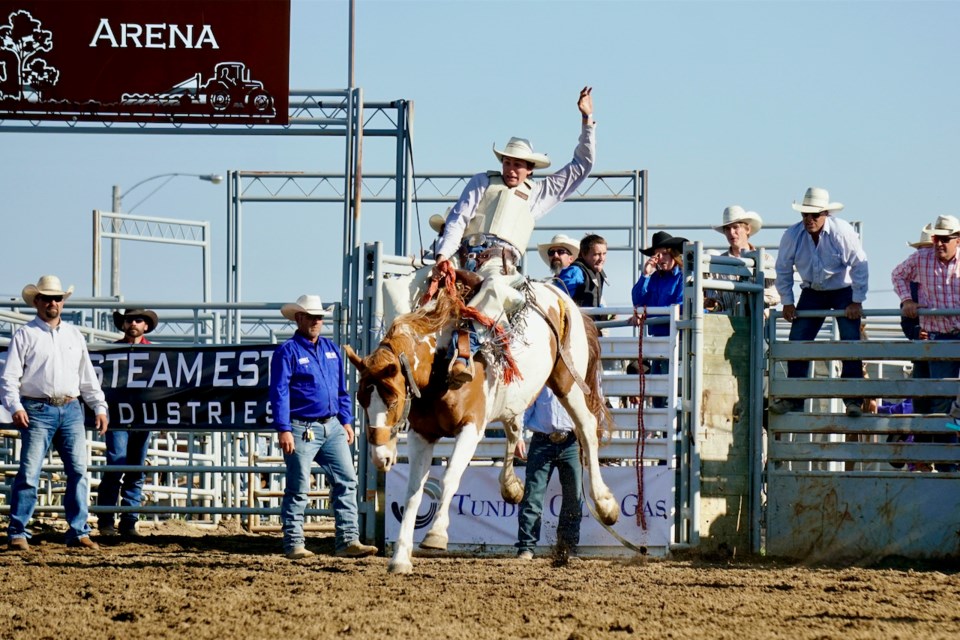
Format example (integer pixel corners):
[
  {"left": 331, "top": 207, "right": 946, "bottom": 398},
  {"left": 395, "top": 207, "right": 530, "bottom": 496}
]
[{"left": 582, "top": 311, "right": 614, "bottom": 440}]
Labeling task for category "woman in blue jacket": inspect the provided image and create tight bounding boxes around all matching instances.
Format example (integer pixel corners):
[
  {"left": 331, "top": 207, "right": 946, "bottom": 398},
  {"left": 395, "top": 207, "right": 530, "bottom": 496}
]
[{"left": 631, "top": 231, "right": 687, "bottom": 408}]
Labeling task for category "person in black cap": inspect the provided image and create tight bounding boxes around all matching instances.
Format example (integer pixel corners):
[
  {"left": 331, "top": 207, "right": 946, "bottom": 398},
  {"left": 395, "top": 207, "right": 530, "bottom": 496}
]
[
  {"left": 97, "top": 308, "right": 159, "bottom": 539},
  {"left": 631, "top": 231, "right": 688, "bottom": 408}
]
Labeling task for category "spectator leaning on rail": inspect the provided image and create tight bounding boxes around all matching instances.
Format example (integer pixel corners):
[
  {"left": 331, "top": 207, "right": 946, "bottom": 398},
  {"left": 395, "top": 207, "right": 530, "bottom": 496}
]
[
  {"left": 769, "top": 187, "right": 869, "bottom": 418},
  {"left": 557, "top": 233, "right": 610, "bottom": 313},
  {"left": 892, "top": 215, "right": 960, "bottom": 471},
  {"left": 431, "top": 87, "right": 596, "bottom": 388},
  {"left": 631, "top": 231, "right": 688, "bottom": 409},
  {"left": 269, "top": 294, "right": 377, "bottom": 560},
  {"left": 96, "top": 308, "right": 159, "bottom": 539},
  {"left": 514, "top": 238, "right": 588, "bottom": 562},
  {"left": 704, "top": 206, "right": 780, "bottom": 315},
  {"left": 1, "top": 275, "right": 109, "bottom": 551}
]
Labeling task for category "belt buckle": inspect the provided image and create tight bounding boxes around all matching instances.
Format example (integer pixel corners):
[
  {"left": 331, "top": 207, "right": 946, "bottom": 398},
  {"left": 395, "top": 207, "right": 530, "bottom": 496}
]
[
  {"left": 48, "top": 396, "right": 69, "bottom": 406},
  {"left": 549, "top": 431, "right": 568, "bottom": 444}
]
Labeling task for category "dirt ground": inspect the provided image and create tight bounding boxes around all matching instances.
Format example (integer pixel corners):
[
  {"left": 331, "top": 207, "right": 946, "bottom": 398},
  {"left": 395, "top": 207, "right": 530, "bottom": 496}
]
[{"left": 2, "top": 520, "right": 959, "bottom": 640}]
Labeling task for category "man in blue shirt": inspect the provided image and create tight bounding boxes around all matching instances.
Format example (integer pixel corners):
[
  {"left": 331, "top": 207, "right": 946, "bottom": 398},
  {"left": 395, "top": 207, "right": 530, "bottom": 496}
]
[
  {"left": 770, "top": 187, "right": 869, "bottom": 417},
  {"left": 270, "top": 294, "right": 377, "bottom": 560}
]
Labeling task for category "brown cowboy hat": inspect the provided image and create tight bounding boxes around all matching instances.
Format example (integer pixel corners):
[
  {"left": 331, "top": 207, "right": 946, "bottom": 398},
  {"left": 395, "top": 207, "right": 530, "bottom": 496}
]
[
  {"left": 641, "top": 231, "right": 689, "bottom": 256},
  {"left": 113, "top": 308, "right": 159, "bottom": 333}
]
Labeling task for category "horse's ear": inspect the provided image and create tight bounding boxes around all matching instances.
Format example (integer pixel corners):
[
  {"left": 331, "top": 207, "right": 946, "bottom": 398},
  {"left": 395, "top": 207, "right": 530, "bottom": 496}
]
[{"left": 342, "top": 344, "right": 366, "bottom": 372}]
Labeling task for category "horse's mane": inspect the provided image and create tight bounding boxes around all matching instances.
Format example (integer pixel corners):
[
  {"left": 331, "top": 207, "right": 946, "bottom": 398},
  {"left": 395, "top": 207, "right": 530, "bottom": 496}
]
[{"left": 370, "top": 289, "right": 461, "bottom": 375}]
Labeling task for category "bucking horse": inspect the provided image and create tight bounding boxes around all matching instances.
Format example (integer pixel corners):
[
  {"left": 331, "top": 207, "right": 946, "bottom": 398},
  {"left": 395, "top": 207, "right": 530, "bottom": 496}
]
[{"left": 344, "top": 264, "right": 619, "bottom": 573}]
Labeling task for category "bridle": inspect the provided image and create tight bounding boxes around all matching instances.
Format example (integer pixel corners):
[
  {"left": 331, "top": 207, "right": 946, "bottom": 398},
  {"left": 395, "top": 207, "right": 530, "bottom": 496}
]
[{"left": 365, "top": 351, "right": 421, "bottom": 446}]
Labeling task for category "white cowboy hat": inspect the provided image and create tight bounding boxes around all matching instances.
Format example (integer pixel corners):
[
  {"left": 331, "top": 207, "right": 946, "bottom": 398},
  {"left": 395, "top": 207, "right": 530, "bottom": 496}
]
[
  {"left": 537, "top": 233, "right": 580, "bottom": 266},
  {"left": 22, "top": 275, "right": 74, "bottom": 306},
  {"left": 492, "top": 137, "right": 551, "bottom": 170},
  {"left": 908, "top": 224, "right": 934, "bottom": 249},
  {"left": 428, "top": 207, "right": 451, "bottom": 233},
  {"left": 791, "top": 187, "right": 844, "bottom": 213},
  {"left": 928, "top": 214, "right": 960, "bottom": 236},
  {"left": 714, "top": 205, "right": 762, "bottom": 236},
  {"left": 281, "top": 294, "right": 328, "bottom": 321}
]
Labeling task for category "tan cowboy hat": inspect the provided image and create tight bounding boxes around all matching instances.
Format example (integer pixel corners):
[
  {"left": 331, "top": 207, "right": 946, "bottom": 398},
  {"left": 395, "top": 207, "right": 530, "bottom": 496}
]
[
  {"left": 428, "top": 207, "right": 451, "bottom": 233},
  {"left": 908, "top": 224, "right": 934, "bottom": 249},
  {"left": 537, "top": 234, "right": 580, "bottom": 266},
  {"left": 113, "top": 308, "right": 159, "bottom": 333},
  {"left": 792, "top": 187, "right": 844, "bottom": 213},
  {"left": 492, "top": 137, "right": 551, "bottom": 170},
  {"left": 714, "top": 205, "right": 762, "bottom": 236},
  {"left": 22, "top": 275, "right": 74, "bottom": 306},
  {"left": 281, "top": 294, "right": 328, "bottom": 321},
  {"left": 641, "top": 231, "right": 689, "bottom": 256},
  {"left": 929, "top": 214, "right": 960, "bottom": 236}
]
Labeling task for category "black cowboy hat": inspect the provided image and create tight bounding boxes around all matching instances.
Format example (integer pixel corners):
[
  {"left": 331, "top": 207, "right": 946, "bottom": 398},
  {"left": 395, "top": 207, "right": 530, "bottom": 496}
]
[
  {"left": 113, "top": 308, "right": 159, "bottom": 333},
  {"left": 641, "top": 231, "right": 689, "bottom": 256}
]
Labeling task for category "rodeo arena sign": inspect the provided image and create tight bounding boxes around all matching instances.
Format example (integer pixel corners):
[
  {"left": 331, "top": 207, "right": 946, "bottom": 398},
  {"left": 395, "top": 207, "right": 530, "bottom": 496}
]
[{"left": 0, "top": 0, "right": 290, "bottom": 124}]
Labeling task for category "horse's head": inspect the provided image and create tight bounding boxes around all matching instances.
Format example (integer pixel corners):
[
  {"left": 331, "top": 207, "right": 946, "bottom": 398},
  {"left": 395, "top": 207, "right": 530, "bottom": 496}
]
[{"left": 344, "top": 344, "right": 421, "bottom": 472}]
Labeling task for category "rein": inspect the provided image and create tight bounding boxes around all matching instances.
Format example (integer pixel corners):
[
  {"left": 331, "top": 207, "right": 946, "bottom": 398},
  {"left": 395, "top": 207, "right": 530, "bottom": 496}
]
[{"left": 366, "top": 350, "right": 422, "bottom": 446}]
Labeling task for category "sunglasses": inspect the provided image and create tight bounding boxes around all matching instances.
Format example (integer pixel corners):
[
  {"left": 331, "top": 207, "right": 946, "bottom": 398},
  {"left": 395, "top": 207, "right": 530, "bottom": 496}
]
[
  {"left": 124, "top": 317, "right": 148, "bottom": 325},
  {"left": 801, "top": 211, "right": 828, "bottom": 220},
  {"left": 547, "top": 248, "right": 571, "bottom": 257},
  {"left": 933, "top": 234, "right": 960, "bottom": 243},
  {"left": 37, "top": 294, "right": 64, "bottom": 303}
]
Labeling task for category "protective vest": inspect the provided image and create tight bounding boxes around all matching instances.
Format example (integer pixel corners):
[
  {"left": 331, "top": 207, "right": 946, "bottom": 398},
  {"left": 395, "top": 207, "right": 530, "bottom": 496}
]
[
  {"left": 463, "top": 172, "right": 536, "bottom": 251},
  {"left": 567, "top": 259, "right": 606, "bottom": 308}
]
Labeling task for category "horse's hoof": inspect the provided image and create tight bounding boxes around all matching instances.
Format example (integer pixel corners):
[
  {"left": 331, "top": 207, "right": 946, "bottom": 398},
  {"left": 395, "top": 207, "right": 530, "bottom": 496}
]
[
  {"left": 388, "top": 560, "right": 413, "bottom": 574},
  {"left": 419, "top": 532, "right": 448, "bottom": 551},
  {"left": 597, "top": 495, "right": 620, "bottom": 526},
  {"left": 500, "top": 478, "right": 524, "bottom": 505}
]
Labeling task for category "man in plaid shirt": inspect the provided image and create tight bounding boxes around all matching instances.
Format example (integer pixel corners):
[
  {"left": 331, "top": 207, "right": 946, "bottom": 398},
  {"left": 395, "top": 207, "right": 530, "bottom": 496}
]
[{"left": 892, "top": 214, "right": 960, "bottom": 470}]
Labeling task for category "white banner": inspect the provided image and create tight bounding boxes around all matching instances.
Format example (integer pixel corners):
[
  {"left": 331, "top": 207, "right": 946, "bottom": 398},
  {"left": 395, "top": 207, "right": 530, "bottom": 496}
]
[{"left": 386, "top": 464, "right": 674, "bottom": 549}]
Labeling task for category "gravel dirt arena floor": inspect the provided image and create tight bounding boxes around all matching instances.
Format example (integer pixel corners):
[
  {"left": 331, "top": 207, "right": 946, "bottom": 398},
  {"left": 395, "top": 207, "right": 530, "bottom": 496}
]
[{"left": 2, "top": 520, "right": 959, "bottom": 640}]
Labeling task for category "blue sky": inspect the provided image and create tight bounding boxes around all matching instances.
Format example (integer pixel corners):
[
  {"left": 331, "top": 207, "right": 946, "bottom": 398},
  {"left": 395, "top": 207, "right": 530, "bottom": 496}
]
[{"left": 2, "top": 0, "right": 958, "bottom": 310}]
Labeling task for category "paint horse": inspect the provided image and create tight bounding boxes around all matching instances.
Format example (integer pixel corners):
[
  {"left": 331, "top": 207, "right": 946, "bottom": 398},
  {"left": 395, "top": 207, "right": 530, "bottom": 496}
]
[{"left": 344, "top": 269, "right": 619, "bottom": 574}]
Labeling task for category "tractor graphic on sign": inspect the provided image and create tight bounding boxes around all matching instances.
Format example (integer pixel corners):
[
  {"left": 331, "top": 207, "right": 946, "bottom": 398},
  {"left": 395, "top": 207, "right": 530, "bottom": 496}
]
[{"left": 122, "top": 62, "right": 275, "bottom": 116}]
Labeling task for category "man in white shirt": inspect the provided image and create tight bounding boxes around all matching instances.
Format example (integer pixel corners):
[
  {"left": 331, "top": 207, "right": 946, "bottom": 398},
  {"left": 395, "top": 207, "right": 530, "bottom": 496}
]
[
  {"left": 770, "top": 188, "right": 869, "bottom": 417},
  {"left": 432, "top": 87, "right": 596, "bottom": 386},
  {"left": 1, "top": 275, "right": 109, "bottom": 551}
]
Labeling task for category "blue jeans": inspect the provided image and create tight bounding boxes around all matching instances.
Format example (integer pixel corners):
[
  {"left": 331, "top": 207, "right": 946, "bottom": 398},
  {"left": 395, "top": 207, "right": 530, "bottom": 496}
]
[
  {"left": 787, "top": 287, "right": 862, "bottom": 404},
  {"left": 517, "top": 432, "right": 582, "bottom": 552},
  {"left": 281, "top": 421, "right": 361, "bottom": 553},
  {"left": 97, "top": 429, "right": 152, "bottom": 529},
  {"left": 919, "top": 333, "right": 959, "bottom": 471},
  {"left": 8, "top": 399, "right": 92, "bottom": 543}
]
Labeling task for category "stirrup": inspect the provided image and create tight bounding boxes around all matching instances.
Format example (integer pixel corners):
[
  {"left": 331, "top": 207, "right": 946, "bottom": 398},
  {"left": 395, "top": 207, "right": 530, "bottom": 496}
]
[{"left": 448, "top": 358, "right": 474, "bottom": 389}]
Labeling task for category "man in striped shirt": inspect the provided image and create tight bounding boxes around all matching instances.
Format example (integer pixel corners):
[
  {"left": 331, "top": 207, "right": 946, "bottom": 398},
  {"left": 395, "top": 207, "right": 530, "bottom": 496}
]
[{"left": 892, "top": 215, "right": 960, "bottom": 425}]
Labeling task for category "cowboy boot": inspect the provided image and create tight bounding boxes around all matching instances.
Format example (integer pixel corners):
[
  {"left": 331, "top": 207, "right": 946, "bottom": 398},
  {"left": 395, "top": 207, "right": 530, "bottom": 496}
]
[{"left": 448, "top": 331, "right": 474, "bottom": 388}]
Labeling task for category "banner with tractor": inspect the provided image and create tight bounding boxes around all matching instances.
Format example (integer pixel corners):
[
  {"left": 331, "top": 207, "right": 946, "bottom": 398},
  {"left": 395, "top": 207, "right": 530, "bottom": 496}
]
[{"left": 0, "top": 0, "right": 290, "bottom": 124}]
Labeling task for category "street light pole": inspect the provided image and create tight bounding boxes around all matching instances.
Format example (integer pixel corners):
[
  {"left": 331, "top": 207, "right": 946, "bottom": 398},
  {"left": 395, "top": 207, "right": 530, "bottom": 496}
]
[{"left": 108, "top": 173, "right": 223, "bottom": 298}]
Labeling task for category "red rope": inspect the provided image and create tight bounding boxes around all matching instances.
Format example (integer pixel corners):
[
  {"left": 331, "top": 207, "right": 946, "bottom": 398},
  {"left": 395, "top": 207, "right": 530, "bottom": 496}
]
[
  {"left": 635, "top": 306, "right": 648, "bottom": 530},
  {"left": 422, "top": 261, "right": 523, "bottom": 384}
]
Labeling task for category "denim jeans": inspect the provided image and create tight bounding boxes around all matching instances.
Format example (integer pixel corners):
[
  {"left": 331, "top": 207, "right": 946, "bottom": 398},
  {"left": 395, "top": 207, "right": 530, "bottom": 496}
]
[
  {"left": 786, "top": 286, "right": 863, "bottom": 405},
  {"left": 97, "top": 429, "right": 152, "bottom": 529},
  {"left": 281, "top": 421, "right": 360, "bottom": 553},
  {"left": 517, "top": 432, "right": 583, "bottom": 552},
  {"left": 919, "top": 333, "right": 959, "bottom": 471},
  {"left": 8, "top": 399, "right": 92, "bottom": 543}
]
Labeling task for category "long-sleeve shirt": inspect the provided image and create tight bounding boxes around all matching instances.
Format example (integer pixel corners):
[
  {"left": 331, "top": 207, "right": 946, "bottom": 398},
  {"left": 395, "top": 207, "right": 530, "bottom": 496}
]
[
  {"left": 269, "top": 333, "right": 353, "bottom": 432},
  {"left": 0, "top": 316, "right": 108, "bottom": 416},
  {"left": 631, "top": 266, "right": 683, "bottom": 337},
  {"left": 775, "top": 216, "right": 869, "bottom": 306},
  {"left": 706, "top": 247, "right": 780, "bottom": 315},
  {"left": 523, "top": 387, "right": 574, "bottom": 435},
  {"left": 435, "top": 122, "right": 596, "bottom": 259},
  {"left": 891, "top": 247, "right": 960, "bottom": 333}
]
